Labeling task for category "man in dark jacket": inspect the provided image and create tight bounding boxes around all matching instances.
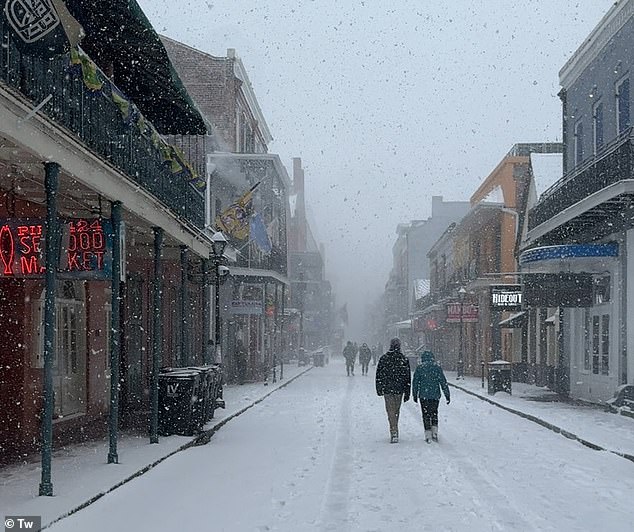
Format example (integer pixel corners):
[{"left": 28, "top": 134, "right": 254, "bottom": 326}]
[
  {"left": 343, "top": 341, "right": 356, "bottom": 376},
  {"left": 411, "top": 350, "right": 450, "bottom": 443},
  {"left": 359, "top": 343, "right": 372, "bottom": 375},
  {"left": 375, "top": 338, "right": 411, "bottom": 443}
]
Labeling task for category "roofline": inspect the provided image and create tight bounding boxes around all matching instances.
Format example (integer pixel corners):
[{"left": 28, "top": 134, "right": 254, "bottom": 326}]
[
  {"left": 231, "top": 52, "right": 274, "bottom": 145},
  {"left": 159, "top": 36, "right": 273, "bottom": 144},
  {"left": 559, "top": 0, "right": 632, "bottom": 88}
]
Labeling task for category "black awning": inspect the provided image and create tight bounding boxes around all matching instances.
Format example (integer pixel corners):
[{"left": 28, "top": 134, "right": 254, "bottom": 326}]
[{"left": 65, "top": 0, "right": 206, "bottom": 135}]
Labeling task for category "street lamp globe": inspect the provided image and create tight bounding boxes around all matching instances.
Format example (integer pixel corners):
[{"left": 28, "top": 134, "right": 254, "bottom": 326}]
[{"left": 211, "top": 231, "right": 227, "bottom": 257}]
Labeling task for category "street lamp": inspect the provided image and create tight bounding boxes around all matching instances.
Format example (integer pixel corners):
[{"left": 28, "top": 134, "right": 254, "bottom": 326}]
[
  {"left": 211, "top": 231, "right": 228, "bottom": 362},
  {"left": 457, "top": 286, "right": 467, "bottom": 380}
]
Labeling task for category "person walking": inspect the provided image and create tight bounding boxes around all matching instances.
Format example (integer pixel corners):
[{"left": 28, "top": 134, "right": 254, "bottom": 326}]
[
  {"left": 375, "top": 338, "right": 411, "bottom": 443},
  {"left": 371, "top": 345, "right": 378, "bottom": 366},
  {"left": 359, "top": 343, "right": 372, "bottom": 375},
  {"left": 411, "top": 350, "right": 450, "bottom": 443},
  {"left": 343, "top": 341, "right": 356, "bottom": 376}
]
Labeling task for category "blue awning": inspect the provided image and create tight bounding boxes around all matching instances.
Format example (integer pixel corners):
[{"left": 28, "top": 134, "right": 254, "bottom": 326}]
[{"left": 520, "top": 243, "right": 619, "bottom": 265}]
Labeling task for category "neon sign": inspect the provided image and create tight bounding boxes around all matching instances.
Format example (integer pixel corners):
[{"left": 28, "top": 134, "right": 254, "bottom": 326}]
[{"left": 0, "top": 218, "right": 113, "bottom": 279}]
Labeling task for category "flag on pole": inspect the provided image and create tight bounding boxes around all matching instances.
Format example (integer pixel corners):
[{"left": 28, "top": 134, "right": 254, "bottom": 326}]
[
  {"left": 215, "top": 182, "right": 260, "bottom": 240},
  {"left": 249, "top": 213, "right": 272, "bottom": 253}
]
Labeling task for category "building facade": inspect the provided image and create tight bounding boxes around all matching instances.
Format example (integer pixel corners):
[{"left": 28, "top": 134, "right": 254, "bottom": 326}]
[
  {"left": 0, "top": 3, "right": 213, "bottom": 465},
  {"left": 522, "top": 0, "right": 634, "bottom": 402}
]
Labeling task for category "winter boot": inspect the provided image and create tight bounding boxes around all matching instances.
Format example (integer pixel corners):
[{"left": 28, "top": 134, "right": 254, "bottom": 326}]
[
  {"left": 424, "top": 429, "right": 432, "bottom": 444},
  {"left": 431, "top": 426, "right": 438, "bottom": 442},
  {"left": 390, "top": 431, "right": 398, "bottom": 444}
]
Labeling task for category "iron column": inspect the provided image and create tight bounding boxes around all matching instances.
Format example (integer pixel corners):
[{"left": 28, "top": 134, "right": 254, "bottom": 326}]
[
  {"left": 107, "top": 201, "right": 122, "bottom": 464},
  {"left": 39, "top": 161, "right": 59, "bottom": 496},
  {"left": 150, "top": 227, "right": 163, "bottom": 443}
]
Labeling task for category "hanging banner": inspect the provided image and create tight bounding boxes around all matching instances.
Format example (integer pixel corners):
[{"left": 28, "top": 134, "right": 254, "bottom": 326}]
[
  {"left": 3, "top": 0, "right": 83, "bottom": 58},
  {"left": 0, "top": 217, "right": 113, "bottom": 279}
]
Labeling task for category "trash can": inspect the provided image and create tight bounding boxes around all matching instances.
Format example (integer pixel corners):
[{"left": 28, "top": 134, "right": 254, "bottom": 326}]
[
  {"left": 487, "top": 360, "right": 512, "bottom": 395},
  {"left": 312, "top": 349, "right": 325, "bottom": 367},
  {"left": 186, "top": 366, "right": 216, "bottom": 424},
  {"left": 158, "top": 368, "right": 204, "bottom": 436}
]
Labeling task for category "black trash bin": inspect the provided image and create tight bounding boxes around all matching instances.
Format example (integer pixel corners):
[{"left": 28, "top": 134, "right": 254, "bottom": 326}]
[
  {"left": 159, "top": 368, "right": 204, "bottom": 436},
  {"left": 312, "top": 349, "right": 325, "bottom": 367},
  {"left": 487, "top": 360, "right": 512, "bottom": 395},
  {"left": 187, "top": 366, "right": 216, "bottom": 424}
]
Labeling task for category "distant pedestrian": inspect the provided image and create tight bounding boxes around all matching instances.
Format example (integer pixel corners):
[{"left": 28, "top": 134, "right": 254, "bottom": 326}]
[
  {"left": 343, "top": 341, "right": 356, "bottom": 376},
  {"left": 359, "top": 343, "right": 372, "bottom": 375},
  {"left": 371, "top": 345, "right": 378, "bottom": 366},
  {"left": 412, "top": 350, "right": 450, "bottom": 443},
  {"left": 235, "top": 339, "right": 248, "bottom": 384},
  {"left": 375, "top": 338, "right": 411, "bottom": 443}
]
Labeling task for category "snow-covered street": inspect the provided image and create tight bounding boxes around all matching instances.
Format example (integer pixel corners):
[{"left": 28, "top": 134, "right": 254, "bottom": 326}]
[{"left": 47, "top": 358, "right": 634, "bottom": 532}]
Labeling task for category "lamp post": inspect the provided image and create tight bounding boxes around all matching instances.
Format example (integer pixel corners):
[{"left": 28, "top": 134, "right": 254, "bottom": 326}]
[
  {"left": 457, "top": 287, "right": 467, "bottom": 380},
  {"left": 211, "top": 231, "right": 227, "bottom": 363}
]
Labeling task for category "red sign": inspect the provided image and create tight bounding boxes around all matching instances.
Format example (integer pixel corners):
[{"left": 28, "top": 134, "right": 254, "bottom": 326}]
[
  {"left": 0, "top": 218, "right": 113, "bottom": 280},
  {"left": 446, "top": 302, "right": 479, "bottom": 323}
]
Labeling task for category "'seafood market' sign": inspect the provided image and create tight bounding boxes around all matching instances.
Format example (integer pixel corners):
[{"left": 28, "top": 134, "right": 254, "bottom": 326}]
[{"left": 0, "top": 218, "right": 113, "bottom": 280}]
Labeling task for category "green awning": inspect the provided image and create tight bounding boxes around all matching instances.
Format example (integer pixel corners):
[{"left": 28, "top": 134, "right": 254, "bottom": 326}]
[{"left": 65, "top": 0, "right": 206, "bottom": 135}]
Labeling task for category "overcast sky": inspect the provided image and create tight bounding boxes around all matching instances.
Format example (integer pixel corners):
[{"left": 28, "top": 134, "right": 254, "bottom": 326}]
[{"left": 139, "top": 0, "right": 615, "bottom": 339}]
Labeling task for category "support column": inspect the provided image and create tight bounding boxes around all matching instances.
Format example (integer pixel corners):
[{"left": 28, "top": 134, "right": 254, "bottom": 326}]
[
  {"left": 180, "top": 245, "right": 188, "bottom": 366},
  {"left": 39, "top": 161, "right": 59, "bottom": 497},
  {"left": 150, "top": 227, "right": 163, "bottom": 444},
  {"left": 273, "top": 284, "right": 279, "bottom": 383},
  {"left": 202, "top": 259, "right": 211, "bottom": 365},
  {"left": 280, "top": 284, "right": 286, "bottom": 380},
  {"left": 107, "top": 201, "right": 122, "bottom": 464}
]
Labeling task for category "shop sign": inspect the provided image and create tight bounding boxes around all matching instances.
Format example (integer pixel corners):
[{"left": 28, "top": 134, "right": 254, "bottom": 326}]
[
  {"left": 0, "top": 218, "right": 113, "bottom": 280},
  {"left": 490, "top": 285, "right": 523, "bottom": 311},
  {"left": 446, "top": 302, "right": 479, "bottom": 323},
  {"left": 231, "top": 299, "right": 263, "bottom": 315}
]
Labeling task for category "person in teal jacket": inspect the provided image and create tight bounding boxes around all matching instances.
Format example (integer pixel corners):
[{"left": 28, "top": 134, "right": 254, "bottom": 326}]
[{"left": 411, "top": 350, "right": 450, "bottom": 443}]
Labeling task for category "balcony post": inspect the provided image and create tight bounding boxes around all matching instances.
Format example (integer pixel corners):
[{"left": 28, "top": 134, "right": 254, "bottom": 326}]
[
  {"left": 39, "top": 161, "right": 59, "bottom": 497},
  {"left": 180, "top": 245, "right": 188, "bottom": 366},
  {"left": 107, "top": 201, "right": 122, "bottom": 464},
  {"left": 202, "top": 258, "right": 211, "bottom": 365},
  {"left": 150, "top": 227, "right": 163, "bottom": 444}
]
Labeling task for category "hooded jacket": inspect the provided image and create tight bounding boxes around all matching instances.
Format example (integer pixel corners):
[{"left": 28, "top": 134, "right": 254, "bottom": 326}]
[
  {"left": 375, "top": 340, "right": 411, "bottom": 398},
  {"left": 412, "top": 351, "right": 450, "bottom": 402}
]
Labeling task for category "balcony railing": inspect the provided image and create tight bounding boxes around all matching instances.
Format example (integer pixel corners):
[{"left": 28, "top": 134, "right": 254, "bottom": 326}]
[
  {"left": 233, "top": 238, "right": 288, "bottom": 277},
  {"left": 529, "top": 128, "right": 634, "bottom": 230},
  {"left": 0, "top": 22, "right": 204, "bottom": 229}
]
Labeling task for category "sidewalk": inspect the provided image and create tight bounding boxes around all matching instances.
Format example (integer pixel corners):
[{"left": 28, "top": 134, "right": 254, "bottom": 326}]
[
  {"left": 0, "top": 364, "right": 312, "bottom": 528},
  {"left": 447, "top": 371, "right": 634, "bottom": 461}
]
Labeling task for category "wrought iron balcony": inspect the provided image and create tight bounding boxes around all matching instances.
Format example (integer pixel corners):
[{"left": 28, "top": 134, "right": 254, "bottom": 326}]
[
  {"left": 0, "top": 22, "right": 204, "bottom": 229},
  {"left": 529, "top": 128, "right": 633, "bottom": 231}
]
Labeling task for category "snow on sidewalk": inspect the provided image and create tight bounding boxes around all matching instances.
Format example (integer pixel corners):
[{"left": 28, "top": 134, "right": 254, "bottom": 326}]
[
  {"left": 447, "top": 372, "right": 634, "bottom": 459},
  {"left": 0, "top": 364, "right": 310, "bottom": 527}
]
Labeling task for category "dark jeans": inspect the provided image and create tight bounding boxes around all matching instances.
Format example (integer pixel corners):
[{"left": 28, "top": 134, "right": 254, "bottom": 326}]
[
  {"left": 361, "top": 360, "right": 370, "bottom": 374},
  {"left": 346, "top": 360, "right": 355, "bottom": 375},
  {"left": 420, "top": 399, "right": 439, "bottom": 430}
]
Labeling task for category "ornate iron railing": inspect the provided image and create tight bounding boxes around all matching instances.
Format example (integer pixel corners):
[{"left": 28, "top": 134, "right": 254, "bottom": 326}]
[
  {"left": 0, "top": 21, "right": 204, "bottom": 229},
  {"left": 529, "top": 129, "right": 634, "bottom": 230}
]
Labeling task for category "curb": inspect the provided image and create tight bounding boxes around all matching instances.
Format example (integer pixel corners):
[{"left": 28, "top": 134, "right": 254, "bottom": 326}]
[
  {"left": 42, "top": 366, "right": 313, "bottom": 530},
  {"left": 449, "top": 381, "right": 634, "bottom": 465}
]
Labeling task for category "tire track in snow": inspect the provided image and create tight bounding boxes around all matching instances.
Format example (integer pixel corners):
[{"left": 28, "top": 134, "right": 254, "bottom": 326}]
[{"left": 318, "top": 375, "right": 356, "bottom": 532}]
